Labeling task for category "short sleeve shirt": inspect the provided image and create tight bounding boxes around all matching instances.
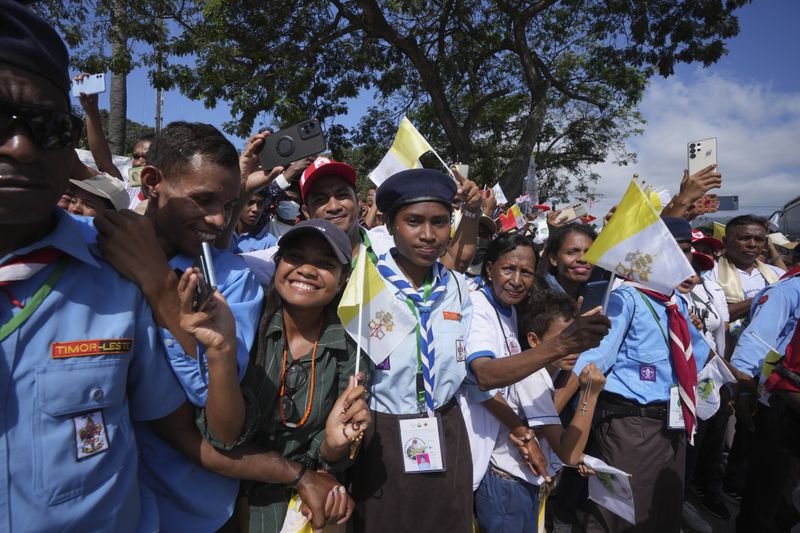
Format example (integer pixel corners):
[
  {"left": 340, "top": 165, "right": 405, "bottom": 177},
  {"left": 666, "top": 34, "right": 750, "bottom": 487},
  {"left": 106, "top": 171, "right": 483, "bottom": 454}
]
[{"left": 0, "top": 211, "right": 184, "bottom": 532}]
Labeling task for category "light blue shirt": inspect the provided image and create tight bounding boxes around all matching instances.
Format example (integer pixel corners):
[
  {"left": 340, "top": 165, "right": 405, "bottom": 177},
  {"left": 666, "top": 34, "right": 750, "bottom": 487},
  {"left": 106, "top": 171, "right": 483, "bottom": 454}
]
[
  {"left": 76, "top": 215, "right": 264, "bottom": 532},
  {"left": 139, "top": 248, "right": 263, "bottom": 532},
  {"left": 232, "top": 228, "right": 278, "bottom": 253},
  {"left": 369, "top": 250, "right": 491, "bottom": 414},
  {"left": 731, "top": 277, "right": 800, "bottom": 377},
  {"left": 574, "top": 284, "right": 710, "bottom": 404},
  {"left": 0, "top": 210, "right": 185, "bottom": 532}
]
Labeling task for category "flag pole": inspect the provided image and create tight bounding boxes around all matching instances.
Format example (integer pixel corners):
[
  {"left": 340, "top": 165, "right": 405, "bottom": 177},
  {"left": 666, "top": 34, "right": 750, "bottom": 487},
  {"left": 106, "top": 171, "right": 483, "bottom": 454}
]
[
  {"left": 428, "top": 147, "right": 455, "bottom": 179},
  {"left": 354, "top": 247, "right": 366, "bottom": 376}
]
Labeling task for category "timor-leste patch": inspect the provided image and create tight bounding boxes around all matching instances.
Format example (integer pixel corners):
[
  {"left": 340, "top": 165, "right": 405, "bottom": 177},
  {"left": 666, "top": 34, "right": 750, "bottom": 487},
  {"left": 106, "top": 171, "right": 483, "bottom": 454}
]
[
  {"left": 72, "top": 411, "right": 110, "bottom": 460},
  {"left": 51, "top": 338, "right": 132, "bottom": 359}
]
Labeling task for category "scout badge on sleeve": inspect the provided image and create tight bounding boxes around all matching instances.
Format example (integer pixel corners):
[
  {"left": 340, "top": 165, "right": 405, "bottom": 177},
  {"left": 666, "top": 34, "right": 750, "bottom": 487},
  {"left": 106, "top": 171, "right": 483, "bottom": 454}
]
[{"left": 72, "top": 411, "right": 110, "bottom": 460}]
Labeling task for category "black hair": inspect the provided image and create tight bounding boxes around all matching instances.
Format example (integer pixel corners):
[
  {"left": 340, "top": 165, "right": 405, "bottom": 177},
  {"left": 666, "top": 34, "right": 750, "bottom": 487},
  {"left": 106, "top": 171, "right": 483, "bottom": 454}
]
[
  {"left": 261, "top": 237, "right": 352, "bottom": 321},
  {"left": 480, "top": 232, "right": 536, "bottom": 282},
  {"left": 544, "top": 223, "right": 597, "bottom": 267},
  {"left": 517, "top": 288, "right": 578, "bottom": 340},
  {"left": 725, "top": 215, "right": 767, "bottom": 236},
  {"left": 146, "top": 122, "right": 238, "bottom": 179},
  {"left": 135, "top": 133, "right": 155, "bottom": 144}
]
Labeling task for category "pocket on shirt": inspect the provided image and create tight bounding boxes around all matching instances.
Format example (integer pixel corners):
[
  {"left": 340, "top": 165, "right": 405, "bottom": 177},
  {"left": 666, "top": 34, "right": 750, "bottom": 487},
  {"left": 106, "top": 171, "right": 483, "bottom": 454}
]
[
  {"left": 621, "top": 349, "right": 669, "bottom": 394},
  {"left": 33, "top": 359, "right": 132, "bottom": 505}
]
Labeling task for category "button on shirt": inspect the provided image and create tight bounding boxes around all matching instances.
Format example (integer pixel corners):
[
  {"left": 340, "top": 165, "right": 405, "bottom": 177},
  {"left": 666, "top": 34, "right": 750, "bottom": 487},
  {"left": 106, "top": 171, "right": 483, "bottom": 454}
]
[
  {"left": 0, "top": 211, "right": 185, "bottom": 532},
  {"left": 458, "top": 286, "right": 522, "bottom": 489},
  {"left": 369, "top": 250, "right": 487, "bottom": 415},
  {"left": 731, "top": 277, "right": 800, "bottom": 377},
  {"left": 574, "top": 285, "right": 710, "bottom": 404}
]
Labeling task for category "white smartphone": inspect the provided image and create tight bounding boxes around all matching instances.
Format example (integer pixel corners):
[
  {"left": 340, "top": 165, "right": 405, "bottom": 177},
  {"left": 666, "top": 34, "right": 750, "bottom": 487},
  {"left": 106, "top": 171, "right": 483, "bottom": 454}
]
[
  {"left": 71, "top": 73, "right": 106, "bottom": 97},
  {"left": 556, "top": 202, "right": 588, "bottom": 224},
  {"left": 687, "top": 137, "right": 717, "bottom": 176}
]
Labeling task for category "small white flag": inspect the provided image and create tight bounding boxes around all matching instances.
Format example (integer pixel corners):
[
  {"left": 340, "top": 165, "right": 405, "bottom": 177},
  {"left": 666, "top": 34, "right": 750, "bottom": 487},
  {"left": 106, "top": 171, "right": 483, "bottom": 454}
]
[
  {"left": 696, "top": 355, "right": 736, "bottom": 420},
  {"left": 583, "top": 454, "right": 635, "bottom": 525}
]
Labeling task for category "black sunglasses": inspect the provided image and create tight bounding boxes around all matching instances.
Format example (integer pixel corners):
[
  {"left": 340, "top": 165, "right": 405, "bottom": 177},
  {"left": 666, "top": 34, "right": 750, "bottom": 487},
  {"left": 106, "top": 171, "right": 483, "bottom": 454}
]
[
  {"left": 279, "top": 362, "right": 307, "bottom": 423},
  {"left": 0, "top": 99, "right": 83, "bottom": 150}
]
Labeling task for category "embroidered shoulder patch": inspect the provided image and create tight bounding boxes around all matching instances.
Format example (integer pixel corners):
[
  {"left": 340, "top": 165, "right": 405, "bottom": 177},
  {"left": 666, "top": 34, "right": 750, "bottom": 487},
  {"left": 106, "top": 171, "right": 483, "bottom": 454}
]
[
  {"left": 443, "top": 311, "right": 462, "bottom": 321},
  {"left": 52, "top": 338, "right": 132, "bottom": 359}
]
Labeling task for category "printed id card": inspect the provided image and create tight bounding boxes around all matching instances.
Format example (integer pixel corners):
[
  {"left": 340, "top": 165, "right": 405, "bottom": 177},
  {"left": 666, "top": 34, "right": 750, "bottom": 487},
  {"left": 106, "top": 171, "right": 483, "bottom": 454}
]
[
  {"left": 398, "top": 415, "right": 446, "bottom": 473},
  {"left": 668, "top": 385, "right": 686, "bottom": 430}
]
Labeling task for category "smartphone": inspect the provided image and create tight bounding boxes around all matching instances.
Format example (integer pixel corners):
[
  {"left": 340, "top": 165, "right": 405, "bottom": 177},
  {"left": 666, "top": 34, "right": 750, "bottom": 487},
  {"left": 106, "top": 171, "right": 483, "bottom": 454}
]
[
  {"left": 556, "top": 202, "right": 588, "bottom": 225},
  {"left": 194, "top": 242, "right": 218, "bottom": 311},
  {"left": 71, "top": 73, "right": 106, "bottom": 97},
  {"left": 580, "top": 279, "right": 610, "bottom": 313},
  {"left": 687, "top": 137, "right": 717, "bottom": 176},
  {"left": 258, "top": 118, "right": 326, "bottom": 170}
]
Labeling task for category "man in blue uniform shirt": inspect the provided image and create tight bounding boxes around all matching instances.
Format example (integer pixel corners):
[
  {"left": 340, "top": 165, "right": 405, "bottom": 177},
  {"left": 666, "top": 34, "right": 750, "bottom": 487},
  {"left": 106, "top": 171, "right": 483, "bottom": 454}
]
[
  {"left": 0, "top": 4, "right": 186, "bottom": 530},
  {"left": 729, "top": 269, "right": 800, "bottom": 532},
  {"left": 92, "top": 121, "right": 264, "bottom": 531},
  {"left": 574, "top": 217, "right": 710, "bottom": 532}
]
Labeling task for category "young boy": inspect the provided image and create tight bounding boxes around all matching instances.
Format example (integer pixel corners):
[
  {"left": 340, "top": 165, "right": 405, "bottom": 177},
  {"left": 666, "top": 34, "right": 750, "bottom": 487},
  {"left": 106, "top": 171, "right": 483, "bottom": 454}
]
[
  {"left": 475, "top": 289, "right": 604, "bottom": 533},
  {"left": 66, "top": 173, "right": 130, "bottom": 217}
]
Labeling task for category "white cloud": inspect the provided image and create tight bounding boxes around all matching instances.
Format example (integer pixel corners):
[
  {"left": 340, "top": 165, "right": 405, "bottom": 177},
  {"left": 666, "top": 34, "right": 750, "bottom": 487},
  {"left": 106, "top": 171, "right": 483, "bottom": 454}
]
[{"left": 585, "top": 69, "right": 800, "bottom": 218}]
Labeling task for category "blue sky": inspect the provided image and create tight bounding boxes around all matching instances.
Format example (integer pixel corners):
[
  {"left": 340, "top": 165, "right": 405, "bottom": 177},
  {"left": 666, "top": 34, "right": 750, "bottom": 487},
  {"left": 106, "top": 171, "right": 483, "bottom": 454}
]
[{"left": 71, "top": 0, "right": 800, "bottom": 216}]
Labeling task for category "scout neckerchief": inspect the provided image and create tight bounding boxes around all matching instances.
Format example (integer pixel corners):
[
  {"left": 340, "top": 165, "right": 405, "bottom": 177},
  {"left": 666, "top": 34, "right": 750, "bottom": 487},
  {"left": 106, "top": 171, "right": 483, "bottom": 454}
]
[
  {"left": 377, "top": 254, "right": 449, "bottom": 416},
  {"left": 635, "top": 285, "right": 698, "bottom": 444},
  {"left": 765, "top": 267, "right": 800, "bottom": 394},
  {"left": 717, "top": 256, "right": 779, "bottom": 303},
  {"left": 0, "top": 248, "right": 67, "bottom": 342}
]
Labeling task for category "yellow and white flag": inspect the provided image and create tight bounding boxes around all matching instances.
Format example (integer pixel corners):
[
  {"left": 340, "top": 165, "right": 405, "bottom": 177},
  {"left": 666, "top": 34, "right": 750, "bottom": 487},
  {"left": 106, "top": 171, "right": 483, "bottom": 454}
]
[
  {"left": 584, "top": 179, "right": 694, "bottom": 295},
  {"left": 368, "top": 117, "right": 439, "bottom": 185},
  {"left": 337, "top": 246, "right": 417, "bottom": 368}
]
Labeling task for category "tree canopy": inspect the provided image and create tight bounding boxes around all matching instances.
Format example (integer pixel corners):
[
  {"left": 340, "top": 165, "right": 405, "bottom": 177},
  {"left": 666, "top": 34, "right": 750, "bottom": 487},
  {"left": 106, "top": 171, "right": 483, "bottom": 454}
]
[{"left": 39, "top": 0, "right": 750, "bottom": 202}]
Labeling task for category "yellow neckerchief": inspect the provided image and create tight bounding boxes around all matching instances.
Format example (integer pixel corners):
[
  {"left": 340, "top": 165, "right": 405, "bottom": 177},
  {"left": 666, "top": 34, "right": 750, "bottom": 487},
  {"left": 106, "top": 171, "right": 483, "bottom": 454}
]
[{"left": 717, "top": 256, "right": 780, "bottom": 303}]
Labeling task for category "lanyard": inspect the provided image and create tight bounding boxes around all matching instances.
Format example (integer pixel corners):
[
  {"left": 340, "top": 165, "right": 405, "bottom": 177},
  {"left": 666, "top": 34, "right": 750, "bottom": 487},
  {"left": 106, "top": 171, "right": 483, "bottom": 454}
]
[
  {"left": 401, "top": 273, "right": 433, "bottom": 415},
  {"left": 636, "top": 289, "right": 669, "bottom": 347},
  {"left": 357, "top": 228, "right": 379, "bottom": 267},
  {"left": 0, "top": 257, "right": 67, "bottom": 342}
]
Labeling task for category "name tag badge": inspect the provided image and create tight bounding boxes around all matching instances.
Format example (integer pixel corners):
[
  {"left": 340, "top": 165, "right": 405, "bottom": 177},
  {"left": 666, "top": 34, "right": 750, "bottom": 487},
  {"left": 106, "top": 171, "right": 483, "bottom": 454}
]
[
  {"left": 52, "top": 338, "right": 132, "bottom": 359},
  {"left": 443, "top": 311, "right": 462, "bottom": 322},
  {"left": 455, "top": 338, "right": 466, "bottom": 362},
  {"left": 73, "top": 410, "right": 110, "bottom": 461},
  {"left": 507, "top": 337, "right": 521, "bottom": 355},
  {"left": 668, "top": 385, "right": 686, "bottom": 430},
  {"left": 398, "top": 415, "right": 447, "bottom": 474}
]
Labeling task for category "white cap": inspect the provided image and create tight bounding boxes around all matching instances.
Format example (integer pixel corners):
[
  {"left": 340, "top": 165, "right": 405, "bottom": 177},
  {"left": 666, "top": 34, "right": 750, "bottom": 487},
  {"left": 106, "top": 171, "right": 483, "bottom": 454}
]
[{"left": 69, "top": 173, "right": 130, "bottom": 211}]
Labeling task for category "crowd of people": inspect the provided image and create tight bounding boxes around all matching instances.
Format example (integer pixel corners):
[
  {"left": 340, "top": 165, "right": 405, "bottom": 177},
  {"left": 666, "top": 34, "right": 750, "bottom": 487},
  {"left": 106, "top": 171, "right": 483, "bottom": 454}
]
[{"left": 1, "top": 2, "right": 799, "bottom": 532}]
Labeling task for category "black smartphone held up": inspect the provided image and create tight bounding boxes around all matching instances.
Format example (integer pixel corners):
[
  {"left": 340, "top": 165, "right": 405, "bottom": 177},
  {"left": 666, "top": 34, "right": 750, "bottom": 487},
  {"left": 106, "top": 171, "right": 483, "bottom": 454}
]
[
  {"left": 258, "top": 118, "right": 326, "bottom": 170},
  {"left": 580, "top": 279, "right": 610, "bottom": 314},
  {"left": 194, "top": 242, "right": 218, "bottom": 312}
]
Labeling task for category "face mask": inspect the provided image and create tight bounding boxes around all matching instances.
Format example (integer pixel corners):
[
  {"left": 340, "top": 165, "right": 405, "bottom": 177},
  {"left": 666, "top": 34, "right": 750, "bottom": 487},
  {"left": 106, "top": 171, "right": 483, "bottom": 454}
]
[
  {"left": 127, "top": 166, "right": 144, "bottom": 187},
  {"left": 277, "top": 200, "right": 300, "bottom": 221}
]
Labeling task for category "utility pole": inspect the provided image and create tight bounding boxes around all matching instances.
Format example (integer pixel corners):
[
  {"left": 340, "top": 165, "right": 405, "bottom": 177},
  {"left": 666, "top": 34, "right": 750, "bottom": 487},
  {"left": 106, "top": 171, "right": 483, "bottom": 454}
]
[
  {"left": 154, "top": 16, "right": 166, "bottom": 133},
  {"left": 155, "top": 88, "right": 163, "bottom": 132}
]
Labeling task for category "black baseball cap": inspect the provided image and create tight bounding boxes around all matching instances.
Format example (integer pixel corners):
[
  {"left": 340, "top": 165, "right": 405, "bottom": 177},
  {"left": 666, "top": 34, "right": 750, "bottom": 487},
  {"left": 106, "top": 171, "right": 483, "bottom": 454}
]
[{"left": 278, "top": 219, "right": 352, "bottom": 265}]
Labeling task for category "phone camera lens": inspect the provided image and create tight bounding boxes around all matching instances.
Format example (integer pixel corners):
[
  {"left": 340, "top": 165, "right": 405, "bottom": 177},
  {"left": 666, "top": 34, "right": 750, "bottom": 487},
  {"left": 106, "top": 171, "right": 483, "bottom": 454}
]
[
  {"left": 690, "top": 154, "right": 696, "bottom": 159},
  {"left": 689, "top": 143, "right": 696, "bottom": 148}
]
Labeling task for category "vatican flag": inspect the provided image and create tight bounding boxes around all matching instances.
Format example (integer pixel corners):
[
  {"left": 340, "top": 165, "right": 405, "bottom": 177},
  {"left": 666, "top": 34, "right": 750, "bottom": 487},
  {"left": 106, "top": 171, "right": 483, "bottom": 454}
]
[
  {"left": 369, "top": 117, "right": 447, "bottom": 185},
  {"left": 338, "top": 245, "right": 417, "bottom": 369},
  {"left": 584, "top": 180, "right": 695, "bottom": 295}
]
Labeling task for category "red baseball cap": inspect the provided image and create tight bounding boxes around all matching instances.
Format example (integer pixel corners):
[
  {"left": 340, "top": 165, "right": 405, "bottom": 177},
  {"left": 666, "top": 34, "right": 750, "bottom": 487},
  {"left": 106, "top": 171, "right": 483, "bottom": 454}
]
[
  {"left": 299, "top": 156, "right": 357, "bottom": 201},
  {"left": 691, "top": 229, "right": 723, "bottom": 252},
  {"left": 691, "top": 249, "right": 715, "bottom": 271}
]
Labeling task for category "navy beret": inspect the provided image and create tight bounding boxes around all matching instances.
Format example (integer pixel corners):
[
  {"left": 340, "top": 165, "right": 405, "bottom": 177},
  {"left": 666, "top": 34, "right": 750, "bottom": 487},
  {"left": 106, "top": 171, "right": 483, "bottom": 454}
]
[
  {"left": 0, "top": 0, "right": 71, "bottom": 99},
  {"left": 662, "top": 216, "right": 692, "bottom": 242},
  {"left": 376, "top": 169, "right": 457, "bottom": 215}
]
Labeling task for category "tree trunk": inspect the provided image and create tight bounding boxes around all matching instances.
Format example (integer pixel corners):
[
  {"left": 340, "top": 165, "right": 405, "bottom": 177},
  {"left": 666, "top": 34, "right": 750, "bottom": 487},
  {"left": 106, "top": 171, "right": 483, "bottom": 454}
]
[
  {"left": 107, "top": 0, "right": 128, "bottom": 155},
  {"left": 498, "top": 98, "right": 547, "bottom": 200}
]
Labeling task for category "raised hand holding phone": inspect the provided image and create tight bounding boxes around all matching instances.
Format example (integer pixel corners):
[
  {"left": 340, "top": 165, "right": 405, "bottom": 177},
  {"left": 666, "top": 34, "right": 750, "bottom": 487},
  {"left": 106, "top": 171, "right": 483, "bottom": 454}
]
[{"left": 177, "top": 266, "right": 235, "bottom": 354}]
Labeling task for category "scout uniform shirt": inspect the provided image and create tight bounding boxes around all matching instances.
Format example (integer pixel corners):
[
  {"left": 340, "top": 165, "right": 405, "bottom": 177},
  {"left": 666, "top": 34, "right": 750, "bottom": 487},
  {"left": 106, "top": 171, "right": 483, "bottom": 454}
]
[
  {"left": 731, "top": 276, "right": 800, "bottom": 377},
  {"left": 575, "top": 284, "right": 711, "bottom": 404},
  {"left": 0, "top": 210, "right": 185, "bottom": 532},
  {"left": 368, "top": 250, "right": 488, "bottom": 415}
]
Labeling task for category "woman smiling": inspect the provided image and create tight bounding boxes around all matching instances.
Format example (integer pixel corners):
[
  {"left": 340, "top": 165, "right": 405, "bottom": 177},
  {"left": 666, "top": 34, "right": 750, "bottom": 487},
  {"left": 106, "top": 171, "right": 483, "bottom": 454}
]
[{"left": 540, "top": 223, "right": 597, "bottom": 301}]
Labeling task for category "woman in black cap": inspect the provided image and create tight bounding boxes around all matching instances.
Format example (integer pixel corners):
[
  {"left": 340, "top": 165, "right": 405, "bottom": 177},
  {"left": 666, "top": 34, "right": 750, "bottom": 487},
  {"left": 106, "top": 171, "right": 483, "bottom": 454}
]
[
  {"left": 193, "top": 220, "right": 372, "bottom": 531},
  {"left": 350, "top": 168, "right": 484, "bottom": 532}
]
